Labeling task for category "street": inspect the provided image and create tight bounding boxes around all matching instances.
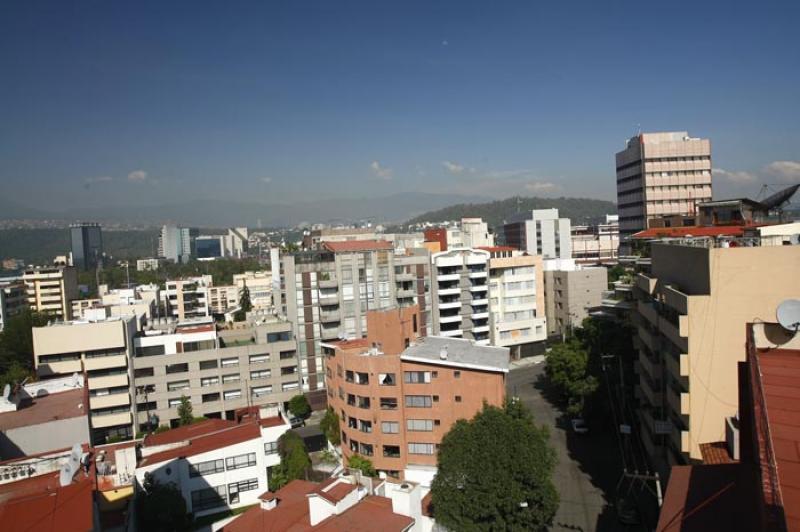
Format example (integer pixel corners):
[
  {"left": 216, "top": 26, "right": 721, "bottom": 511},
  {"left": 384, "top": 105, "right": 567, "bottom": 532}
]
[{"left": 507, "top": 361, "right": 629, "bottom": 531}]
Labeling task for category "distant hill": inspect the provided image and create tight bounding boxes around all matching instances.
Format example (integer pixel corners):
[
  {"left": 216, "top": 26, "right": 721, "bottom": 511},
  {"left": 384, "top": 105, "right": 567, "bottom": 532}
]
[{"left": 404, "top": 196, "right": 617, "bottom": 228}]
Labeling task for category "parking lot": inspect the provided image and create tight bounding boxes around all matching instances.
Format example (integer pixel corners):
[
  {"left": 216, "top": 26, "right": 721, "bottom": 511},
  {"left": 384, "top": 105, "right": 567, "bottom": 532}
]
[{"left": 507, "top": 361, "right": 631, "bottom": 531}]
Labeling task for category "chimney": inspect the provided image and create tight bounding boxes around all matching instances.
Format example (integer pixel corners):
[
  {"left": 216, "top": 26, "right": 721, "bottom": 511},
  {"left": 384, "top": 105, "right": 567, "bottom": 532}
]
[
  {"left": 260, "top": 493, "right": 278, "bottom": 511},
  {"left": 439, "top": 345, "right": 448, "bottom": 360}
]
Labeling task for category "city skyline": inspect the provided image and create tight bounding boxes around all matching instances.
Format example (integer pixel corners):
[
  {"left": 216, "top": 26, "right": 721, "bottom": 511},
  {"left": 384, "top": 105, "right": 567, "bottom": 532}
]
[{"left": 1, "top": 1, "right": 799, "bottom": 211}]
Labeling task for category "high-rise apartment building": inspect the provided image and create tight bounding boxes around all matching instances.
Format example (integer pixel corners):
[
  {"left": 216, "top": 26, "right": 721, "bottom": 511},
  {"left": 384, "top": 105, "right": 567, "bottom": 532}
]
[
  {"left": 159, "top": 225, "right": 199, "bottom": 263},
  {"left": 460, "top": 218, "right": 495, "bottom": 248},
  {"left": 571, "top": 214, "right": 620, "bottom": 265},
  {"left": 483, "top": 247, "right": 547, "bottom": 358},
  {"left": 323, "top": 306, "right": 508, "bottom": 484},
  {"left": 70, "top": 222, "right": 104, "bottom": 270},
  {"left": 165, "top": 276, "right": 212, "bottom": 321},
  {"left": 615, "top": 131, "right": 712, "bottom": 251},
  {"left": 430, "top": 248, "right": 490, "bottom": 345},
  {"left": 543, "top": 260, "right": 608, "bottom": 338},
  {"left": 279, "top": 242, "right": 432, "bottom": 406},
  {"left": 499, "top": 209, "right": 572, "bottom": 259},
  {"left": 633, "top": 242, "right": 799, "bottom": 476},
  {"left": 0, "top": 280, "right": 28, "bottom": 331},
  {"left": 33, "top": 315, "right": 139, "bottom": 443},
  {"left": 22, "top": 266, "right": 78, "bottom": 319},
  {"left": 232, "top": 271, "right": 272, "bottom": 311}
]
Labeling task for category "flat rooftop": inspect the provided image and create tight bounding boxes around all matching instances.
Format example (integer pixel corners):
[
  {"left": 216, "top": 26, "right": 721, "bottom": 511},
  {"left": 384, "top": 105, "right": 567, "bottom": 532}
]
[
  {"left": 401, "top": 336, "right": 509, "bottom": 373},
  {"left": 0, "top": 388, "right": 86, "bottom": 431}
]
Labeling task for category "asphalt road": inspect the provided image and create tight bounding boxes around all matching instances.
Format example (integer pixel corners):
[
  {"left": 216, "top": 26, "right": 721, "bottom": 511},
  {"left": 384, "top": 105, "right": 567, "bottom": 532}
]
[{"left": 508, "top": 361, "right": 627, "bottom": 532}]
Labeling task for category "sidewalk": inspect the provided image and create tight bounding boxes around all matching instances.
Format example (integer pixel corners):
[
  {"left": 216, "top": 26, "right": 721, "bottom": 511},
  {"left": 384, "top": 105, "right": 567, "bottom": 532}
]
[{"left": 509, "top": 354, "right": 545, "bottom": 369}]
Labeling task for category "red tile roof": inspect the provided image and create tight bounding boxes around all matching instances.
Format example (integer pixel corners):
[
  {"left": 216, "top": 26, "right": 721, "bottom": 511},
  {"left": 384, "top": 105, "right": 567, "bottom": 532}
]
[
  {"left": 139, "top": 422, "right": 261, "bottom": 467},
  {"left": 143, "top": 418, "right": 237, "bottom": 446},
  {"left": 260, "top": 415, "right": 288, "bottom": 429},
  {"left": 311, "top": 478, "right": 357, "bottom": 504},
  {"left": 222, "top": 480, "right": 414, "bottom": 532},
  {"left": 632, "top": 226, "right": 752, "bottom": 239},
  {"left": 699, "top": 441, "right": 736, "bottom": 465},
  {"left": 322, "top": 240, "right": 393, "bottom": 253},
  {"left": 754, "top": 347, "right": 800, "bottom": 530},
  {"left": 0, "top": 388, "right": 87, "bottom": 431}
]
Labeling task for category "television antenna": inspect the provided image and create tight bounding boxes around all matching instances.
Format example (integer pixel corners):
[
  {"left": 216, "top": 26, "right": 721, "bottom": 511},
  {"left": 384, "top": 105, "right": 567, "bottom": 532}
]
[{"left": 776, "top": 299, "right": 800, "bottom": 334}]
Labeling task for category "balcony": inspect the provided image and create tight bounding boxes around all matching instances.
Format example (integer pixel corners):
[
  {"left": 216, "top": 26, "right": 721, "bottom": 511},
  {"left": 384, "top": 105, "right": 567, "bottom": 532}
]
[
  {"left": 469, "top": 284, "right": 488, "bottom": 292},
  {"left": 659, "top": 316, "right": 688, "bottom": 353},
  {"left": 437, "top": 273, "right": 461, "bottom": 282},
  {"left": 472, "top": 325, "right": 490, "bottom": 333},
  {"left": 471, "top": 311, "right": 489, "bottom": 320},
  {"left": 38, "top": 359, "right": 82, "bottom": 376},
  {"left": 471, "top": 297, "right": 488, "bottom": 306},
  {"left": 438, "top": 300, "right": 461, "bottom": 310},
  {"left": 468, "top": 270, "right": 487, "bottom": 279},
  {"left": 396, "top": 272, "right": 415, "bottom": 282},
  {"left": 639, "top": 373, "right": 662, "bottom": 407},
  {"left": 320, "top": 310, "right": 341, "bottom": 323},
  {"left": 439, "top": 315, "right": 462, "bottom": 324},
  {"left": 319, "top": 294, "right": 339, "bottom": 306},
  {"left": 437, "top": 287, "right": 461, "bottom": 296},
  {"left": 663, "top": 285, "right": 689, "bottom": 315},
  {"left": 636, "top": 273, "right": 656, "bottom": 296},
  {"left": 90, "top": 373, "right": 129, "bottom": 389},
  {"left": 319, "top": 278, "right": 338, "bottom": 289},
  {"left": 90, "top": 393, "right": 131, "bottom": 410},
  {"left": 84, "top": 354, "right": 128, "bottom": 372},
  {"left": 637, "top": 300, "right": 658, "bottom": 327},
  {"left": 667, "top": 384, "right": 690, "bottom": 417},
  {"left": 92, "top": 411, "right": 132, "bottom": 429},
  {"left": 439, "top": 329, "right": 463, "bottom": 338},
  {"left": 638, "top": 326, "right": 660, "bottom": 354},
  {"left": 320, "top": 327, "right": 340, "bottom": 341},
  {"left": 397, "top": 289, "right": 416, "bottom": 299}
]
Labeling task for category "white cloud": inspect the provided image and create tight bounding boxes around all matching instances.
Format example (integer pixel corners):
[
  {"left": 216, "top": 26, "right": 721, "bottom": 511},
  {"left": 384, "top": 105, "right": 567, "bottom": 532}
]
[
  {"left": 524, "top": 181, "right": 559, "bottom": 192},
  {"left": 127, "top": 170, "right": 148, "bottom": 182},
  {"left": 713, "top": 168, "right": 757, "bottom": 184},
  {"left": 442, "top": 160, "right": 476, "bottom": 176},
  {"left": 370, "top": 161, "right": 393, "bottom": 180},
  {"left": 260, "top": 177, "right": 273, "bottom": 184},
  {"left": 765, "top": 160, "right": 800, "bottom": 182}
]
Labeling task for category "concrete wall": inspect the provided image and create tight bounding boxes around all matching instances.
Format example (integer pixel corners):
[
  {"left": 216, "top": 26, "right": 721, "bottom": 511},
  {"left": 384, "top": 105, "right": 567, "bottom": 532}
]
[{"left": 0, "top": 416, "right": 90, "bottom": 460}]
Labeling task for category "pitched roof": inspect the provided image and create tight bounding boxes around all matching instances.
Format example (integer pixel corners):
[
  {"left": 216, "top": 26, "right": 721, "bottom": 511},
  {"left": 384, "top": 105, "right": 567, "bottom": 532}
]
[
  {"left": 699, "top": 442, "right": 736, "bottom": 465},
  {"left": 143, "top": 418, "right": 236, "bottom": 446},
  {"left": 139, "top": 422, "right": 261, "bottom": 467},
  {"left": 322, "top": 240, "right": 393, "bottom": 253},
  {"left": 0, "top": 470, "right": 94, "bottom": 531},
  {"left": 310, "top": 478, "right": 357, "bottom": 504}
]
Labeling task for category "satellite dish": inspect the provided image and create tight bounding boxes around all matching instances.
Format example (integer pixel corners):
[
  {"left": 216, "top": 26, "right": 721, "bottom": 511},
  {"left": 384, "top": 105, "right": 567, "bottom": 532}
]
[
  {"left": 2, "top": 384, "right": 10, "bottom": 399},
  {"left": 59, "top": 443, "right": 83, "bottom": 486},
  {"left": 777, "top": 299, "right": 800, "bottom": 332}
]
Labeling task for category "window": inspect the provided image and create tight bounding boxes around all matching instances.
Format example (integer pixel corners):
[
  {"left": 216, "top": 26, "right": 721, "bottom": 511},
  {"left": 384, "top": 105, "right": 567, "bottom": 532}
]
[
  {"left": 405, "top": 395, "right": 432, "bottom": 408},
  {"left": 251, "top": 385, "right": 272, "bottom": 397},
  {"left": 404, "top": 371, "right": 431, "bottom": 384},
  {"left": 168, "top": 397, "right": 182, "bottom": 407},
  {"left": 455, "top": 395, "right": 462, "bottom": 402},
  {"left": 202, "top": 392, "right": 220, "bottom": 403},
  {"left": 222, "top": 373, "right": 240, "bottom": 383},
  {"left": 378, "top": 373, "right": 396, "bottom": 386},
  {"left": 167, "top": 380, "right": 190, "bottom": 391},
  {"left": 221, "top": 357, "right": 239, "bottom": 367},
  {"left": 250, "top": 369, "right": 271, "bottom": 380},
  {"left": 223, "top": 389, "right": 242, "bottom": 400},
  {"left": 201, "top": 376, "right": 219, "bottom": 387},
  {"left": 183, "top": 340, "right": 215, "bottom": 352},
  {"left": 345, "top": 370, "right": 354, "bottom": 383},
  {"left": 282, "top": 382, "right": 299, "bottom": 392},
  {"left": 383, "top": 445, "right": 401, "bottom": 458},
  {"left": 199, "top": 360, "right": 218, "bottom": 370},
  {"left": 281, "top": 366, "right": 297, "bottom": 376},
  {"left": 454, "top": 370, "right": 461, "bottom": 378},
  {"left": 264, "top": 442, "right": 278, "bottom": 455},
  {"left": 279, "top": 351, "right": 296, "bottom": 360},
  {"left": 359, "top": 443, "right": 374, "bottom": 456},
  {"left": 191, "top": 486, "right": 226, "bottom": 511},
  {"left": 357, "top": 396, "right": 371, "bottom": 409},
  {"left": 134, "top": 367, "right": 154, "bottom": 378},
  {"left": 226, "top": 453, "right": 256, "bottom": 470},
  {"left": 267, "top": 331, "right": 291, "bottom": 343},
  {"left": 189, "top": 459, "right": 224, "bottom": 477},
  {"left": 407, "top": 419, "right": 434, "bottom": 432},
  {"left": 380, "top": 397, "right": 398, "bottom": 410},
  {"left": 249, "top": 354, "right": 269, "bottom": 364},
  {"left": 359, "top": 420, "right": 372, "bottom": 433},
  {"left": 228, "top": 478, "right": 259, "bottom": 504},
  {"left": 408, "top": 443, "right": 435, "bottom": 455},
  {"left": 135, "top": 345, "right": 165, "bottom": 357},
  {"left": 381, "top": 421, "right": 399, "bottom": 434}
]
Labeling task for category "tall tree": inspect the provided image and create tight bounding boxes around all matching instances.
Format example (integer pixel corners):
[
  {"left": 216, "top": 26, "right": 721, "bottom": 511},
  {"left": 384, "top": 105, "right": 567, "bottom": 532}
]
[
  {"left": 431, "top": 401, "right": 558, "bottom": 531},
  {"left": 545, "top": 339, "right": 598, "bottom": 416},
  {"left": 288, "top": 394, "right": 311, "bottom": 419},
  {"left": 177, "top": 395, "right": 193, "bottom": 426},
  {"left": 0, "top": 308, "right": 49, "bottom": 372},
  {"left": 138, "top": 473, "right": 190, "bottom": 532},
  {"left": 269, "top": 431, "right": 311, "bottom": 490},
  {"left": 320, "top": 407, "right": 341, "bottom": 445}
]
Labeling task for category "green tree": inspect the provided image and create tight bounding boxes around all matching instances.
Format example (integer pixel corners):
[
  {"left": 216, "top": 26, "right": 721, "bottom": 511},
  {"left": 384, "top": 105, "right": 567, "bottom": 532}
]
[
  {"left": 320, "top": 407, "right": 341, "bottom": 446},
  {"left": 177, "top": 395, "right": 193, "bottom": 426},
  {"left": 545, "top": 340, "right": 598, "bottom": 416},
  {"left": 138, "top": 473, "right": 190, "bottom": 532},
  {"left": 347, "top": 454, "right": 376, "bottom": 477},
  {"left": 288, "top": 394, "right": 311, "bottom": 419},
  {"left": 0, "top": 308, "right": 49, "bottom": 373},
  {"left": 431, "top": 402, "right": 558, "bottom": 531},
  {"left": 0, "top": 363, "right": 33, "bottom": 391},
  {"left": 269, "top": 431, "right": 311, "bottom": 490}
]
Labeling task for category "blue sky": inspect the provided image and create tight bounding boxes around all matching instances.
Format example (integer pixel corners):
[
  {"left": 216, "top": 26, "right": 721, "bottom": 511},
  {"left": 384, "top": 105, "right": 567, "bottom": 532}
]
[{"left": 1, "top": 0, "right": 798, "bottom": 210}]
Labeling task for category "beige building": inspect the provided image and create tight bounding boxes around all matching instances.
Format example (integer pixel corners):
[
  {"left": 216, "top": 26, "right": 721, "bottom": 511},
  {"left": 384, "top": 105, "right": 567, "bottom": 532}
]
[
  {"left": 616, "top": 131, "right": 712, "bottom": 251},
  {"left": 165, "top": 276, "right": 212, "bottom": 321},
  {"left": 232, "top": 271, "right": 273, "bottom": 310},
  {"left": 208, "top": 285, "right": 239, "bottom": 314},
  {"left": 543, "top": 260, "right": 607, "bottom": 337},
  {"left": 22, "top": 266, "right": 78, "bottom": 319},
  {"left": 571, "top": 214, "right": 619, "bottom": 265},
  {"left": 484, "top": 248, "right": 547, "bottom": 358},
  {"left": 33, "top": 315, "right": 139, "bottom": 444},
  {"left": 0, "top": 280, "right": 28, "bottom": 331},
  {"left": 633, "top": 242, "right": 800, "bottom": 475}
]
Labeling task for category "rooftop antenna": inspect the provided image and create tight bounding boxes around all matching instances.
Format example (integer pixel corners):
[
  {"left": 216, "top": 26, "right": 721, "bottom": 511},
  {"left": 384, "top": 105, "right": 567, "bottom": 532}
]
[{"left": 777, "top": 299, "right": 800, "bottom": 334}]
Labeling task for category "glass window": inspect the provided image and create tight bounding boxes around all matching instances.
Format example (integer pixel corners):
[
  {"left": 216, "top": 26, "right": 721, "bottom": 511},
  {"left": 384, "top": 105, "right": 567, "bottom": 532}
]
[
  {"left": 407, "top": 419, "right": 434, "bottom": 432},
  {"left": 251, "top": 385, "right": 272, "bottom": 397},
  {"left": 379, "top": 373, "right": 396, "bottom": 386},
  {"left": 249, "top": 354, "right": 269, "bottom": 364},
  {"left": 264, "top": 442, "right": 278, "bottom": 455},
  {"left": 223, "top": 389, "right": 242, "bottom": 400},
  {"left": 191, "top": 486, "right": 226, "bottom": 511},
  {"left": 381, "top": 421, "right": 399, "bottom": 434},
  {"left": 199, "top": 360, "right": 218, "bottom": 370},
  {"left": 225, "top": 453, "right": 256, "bottom": 470},
  {"left": 405, "top": 395, "right": 432, "bottom": 408},
  {"left": 189, "top": 459, "right": 224, "bottom": 477},
  {"left": 408, "top": 443, "right": 435, "bottom": 455},
  {"left": 267, "top": 331, "right": 292, "bottom": 343},
  {"left": 221, "top": 357, "right": 239, "bottom": 367},
  {"left": 228, "top": 478, "right": 259, "bottom": 504},
  {"left": 167, "top": 380, "right": 190, "bottom": 391},
  {"left": 404, "top": 371, "right": 431, "bottom": 384}
]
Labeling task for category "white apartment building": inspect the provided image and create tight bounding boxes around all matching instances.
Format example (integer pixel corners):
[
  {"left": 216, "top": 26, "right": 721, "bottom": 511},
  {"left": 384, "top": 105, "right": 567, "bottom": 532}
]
[
  {"left": 32, "top": 315, "right": 139, "bottom": 444},
  {"left": 135, "top": 408, "right": 290, "bottom": 517},
  {"left": 615, "top": 131, "right": 712, "bottom": 250},
  {"left": 571, "top": 214, "right": 620, "bottom": 265},
  {"left": 233, "top": 271, "right": 273, "bottom": 311},
  {"left": 72, "top": 284, "right": 160, "bottom": 322},
  {"left": 22, "top": 266, "right": 78, "bottom": 319},
  {"left": 0, "top": 280, "right": 27, "bottom": 331},
  {"left": 500, "top": 209, "right": 572, "bottom": 259},
  {"left": 431, "top": 248, "right": 491, "bottom": 345},
  {"left": 165, "top": 276, "right": 212, "bottom": 321},
  {"left": 208, "top": 285, "right": 240, "bottom": 314},
  {"left": 159, "top": 225, "right": 199, "bottom": 264},
  {"left": 460, "top": 218, "right": 495, "bottom": 248},
  {"left": 485, "top": 248, "right": 547, "bottom": 358},
  {"left": 136, "top": 258, "right": 164, "bottom": 271}
]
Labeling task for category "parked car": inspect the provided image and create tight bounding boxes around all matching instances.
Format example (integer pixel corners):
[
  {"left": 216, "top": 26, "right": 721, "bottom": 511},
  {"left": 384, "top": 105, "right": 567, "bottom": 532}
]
[
  {"left": 571, "top": 418, "right": 589, "bottom": 434},
  {"left": 289, "top": 416, "right": 304, "bottom": 428}
]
